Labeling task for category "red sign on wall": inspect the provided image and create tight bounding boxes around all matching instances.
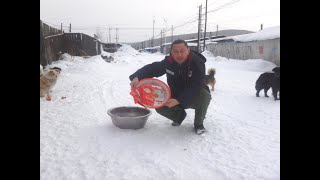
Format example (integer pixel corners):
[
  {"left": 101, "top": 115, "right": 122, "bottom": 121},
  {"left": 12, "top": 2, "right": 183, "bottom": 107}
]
[{"left": 259, "top": 46, "right": 264, "bottom": 54}]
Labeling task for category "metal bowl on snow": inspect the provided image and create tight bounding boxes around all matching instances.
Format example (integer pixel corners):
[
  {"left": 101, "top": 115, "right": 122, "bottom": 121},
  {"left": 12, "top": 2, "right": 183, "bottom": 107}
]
[{"left": 107, "top": 106, "right": 152, "bottom": 129}]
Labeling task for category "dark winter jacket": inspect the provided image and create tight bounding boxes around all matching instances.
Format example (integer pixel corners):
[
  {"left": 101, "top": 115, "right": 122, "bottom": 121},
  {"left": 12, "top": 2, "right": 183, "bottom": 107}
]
[{"left": 129, "top": 50, "right": 209, "bottom": 108}]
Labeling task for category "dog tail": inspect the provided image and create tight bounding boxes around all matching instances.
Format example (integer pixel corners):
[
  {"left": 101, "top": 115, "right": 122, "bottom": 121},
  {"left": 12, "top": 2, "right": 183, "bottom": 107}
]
[{"left": 207, "top": 68, "right": 216, "bottom": 76}]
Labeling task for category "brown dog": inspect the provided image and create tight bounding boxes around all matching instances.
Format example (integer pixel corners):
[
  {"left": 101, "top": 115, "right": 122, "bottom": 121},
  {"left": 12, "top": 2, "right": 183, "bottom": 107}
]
[
  {"left": 40, "top": 69, "right": 59, "bottom": 101},
  {"left": 205, "top": 68, "right": 216, "bottom": 91}
]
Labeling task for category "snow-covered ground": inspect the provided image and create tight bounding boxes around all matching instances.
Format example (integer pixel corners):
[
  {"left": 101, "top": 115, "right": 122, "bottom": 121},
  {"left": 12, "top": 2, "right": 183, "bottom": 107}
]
[{"left": 40, "top": 45, "right": 280, "bottom": 180}]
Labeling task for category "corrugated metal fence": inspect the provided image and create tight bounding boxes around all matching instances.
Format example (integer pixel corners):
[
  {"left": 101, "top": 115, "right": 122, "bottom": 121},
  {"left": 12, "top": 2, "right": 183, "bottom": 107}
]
[{"left": 206, "top": 38, "right": 280, "bottom": 65}]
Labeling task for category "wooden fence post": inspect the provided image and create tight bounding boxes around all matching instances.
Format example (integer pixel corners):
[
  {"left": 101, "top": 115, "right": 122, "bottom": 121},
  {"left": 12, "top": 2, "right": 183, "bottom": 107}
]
[{"left": 40, "top": 20, "right": 47, "bottom": 66}]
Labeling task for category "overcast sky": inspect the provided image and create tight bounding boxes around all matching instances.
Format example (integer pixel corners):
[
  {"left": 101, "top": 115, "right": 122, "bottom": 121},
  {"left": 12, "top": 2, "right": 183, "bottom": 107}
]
[{"left": 40, "top": 0, "right": 280, "bottom": 43}]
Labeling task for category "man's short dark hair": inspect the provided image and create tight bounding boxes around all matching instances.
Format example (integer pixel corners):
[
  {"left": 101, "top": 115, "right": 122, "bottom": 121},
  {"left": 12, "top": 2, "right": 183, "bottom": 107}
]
[{"left": 171, "top": 39, "right": 189, "bottom": 49}]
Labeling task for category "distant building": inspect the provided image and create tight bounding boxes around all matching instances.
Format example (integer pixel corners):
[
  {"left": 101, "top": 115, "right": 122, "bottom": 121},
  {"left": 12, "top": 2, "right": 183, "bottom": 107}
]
[
  {"left": 101, "top": 43, "right": 122, "bottom": 53},
  {"left": 128, "top": 29, "right": 253, "bottom": 51},
  {"left": 144, "top": 46, "right": 160, "bottom": 53},
  {"left": 209, "top": 35, "right": 227, "bottom": 39}
]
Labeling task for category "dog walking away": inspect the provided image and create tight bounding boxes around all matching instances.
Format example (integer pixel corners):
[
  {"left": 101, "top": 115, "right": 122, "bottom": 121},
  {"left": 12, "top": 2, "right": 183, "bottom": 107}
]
[
  {"left": 255, "top": 67, "right": 280, "bottom": 100},
  {"left": 205, "top": 68, "right": 216, "bottom": 91}
]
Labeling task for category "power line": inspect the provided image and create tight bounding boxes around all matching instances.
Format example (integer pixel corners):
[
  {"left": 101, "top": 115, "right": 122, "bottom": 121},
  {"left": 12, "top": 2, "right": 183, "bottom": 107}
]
[
  {"left": 207, "top": 0, "right": 240, "bottom": 14},
  {"left": 207, "top": 12, "right": 280, "bottom": 25},
  {"left": 42, "top": 0, "right": 277, "bottom": 43},
  {"left": 207, "top": 0, "right": 225, "bottom": 7},
  {"left": 43, "top": 21, "right": 163, "bottom": 30}
]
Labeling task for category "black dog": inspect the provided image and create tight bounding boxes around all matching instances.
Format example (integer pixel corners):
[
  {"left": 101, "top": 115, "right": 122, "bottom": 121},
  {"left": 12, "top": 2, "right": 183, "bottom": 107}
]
[{"left": 255, "top": 67, "right": 280, "bottom": 100}]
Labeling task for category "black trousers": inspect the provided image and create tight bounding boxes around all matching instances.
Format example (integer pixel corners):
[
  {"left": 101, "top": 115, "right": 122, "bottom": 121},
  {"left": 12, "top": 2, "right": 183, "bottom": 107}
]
[{"left": 155, "top": 87, "right": 212, "bottom": 127}]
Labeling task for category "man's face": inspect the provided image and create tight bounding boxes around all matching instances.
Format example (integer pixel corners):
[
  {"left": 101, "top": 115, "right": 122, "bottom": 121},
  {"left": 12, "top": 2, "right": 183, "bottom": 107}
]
[{"left": 171, "top": 43, "right": 190, "bottom": 64}]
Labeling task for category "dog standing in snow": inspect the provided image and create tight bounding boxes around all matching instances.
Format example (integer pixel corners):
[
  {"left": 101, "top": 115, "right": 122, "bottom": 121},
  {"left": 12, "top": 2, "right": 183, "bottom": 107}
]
[
  {"left": 255, "top": 67, "right": 280, "bottom": 100},
  {"left": 40, "top": 69, "right": 60, "bottom": 101},
  {"left": 205, "top": 68, "right": 216, "bottom": 91}
]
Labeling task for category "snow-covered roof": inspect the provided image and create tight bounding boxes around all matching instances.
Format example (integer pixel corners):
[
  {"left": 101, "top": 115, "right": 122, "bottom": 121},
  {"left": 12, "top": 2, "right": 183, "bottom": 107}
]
[{"left": 211, "top": 26, "right": 280, "bottom": 43}]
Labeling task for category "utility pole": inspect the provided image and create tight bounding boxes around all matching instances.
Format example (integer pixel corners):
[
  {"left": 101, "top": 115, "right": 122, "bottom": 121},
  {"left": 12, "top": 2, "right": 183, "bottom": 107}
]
[
  {"left": 197, "top": 5, "right": 202, "bottom": 52},
  {"left": 163, "top": 18, "right": 167, "bottom": 55},
  {"left": 171, "top": 25, "right": 173, "bottom": 43},
  {"left": 160, "top": 30, "right": 163, "bottom": 47},
  {"left": 260, "top": 24, "right": 263, "bottom": 30},
  {"left": 106, "top": 31, "right": 108, "bottom": 43},
  {"left": 116, "top": 28, "right": 119, "bottom": 43},
  {"left": 61, "top": 23, "right": 62, "bottom": 33},
  {"left": 152, "top": 18, "right": 155, "bottom": 47},
  {"left": 69, "top": 23, "right": 71, "bottom": 32},
  {"left": 216, "top": 25, "right": 218, "bottom": 36},
  {"left": 109, "top": 27, "right": 112, "bottom": 43},
  {"left": 203, "top": 0, "right": 208, "bottom": 52}
]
